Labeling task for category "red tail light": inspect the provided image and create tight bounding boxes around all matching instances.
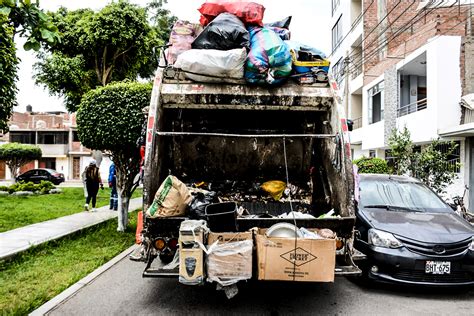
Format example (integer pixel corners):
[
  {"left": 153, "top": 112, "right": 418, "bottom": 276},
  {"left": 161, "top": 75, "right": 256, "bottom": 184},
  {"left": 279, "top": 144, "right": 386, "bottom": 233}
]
[{"left": 168, "top": 238, "right": 179, "bottom": 250}]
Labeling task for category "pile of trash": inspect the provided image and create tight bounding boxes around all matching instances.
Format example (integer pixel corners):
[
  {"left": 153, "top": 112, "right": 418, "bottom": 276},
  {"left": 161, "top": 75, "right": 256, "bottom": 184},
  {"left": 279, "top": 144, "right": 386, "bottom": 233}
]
[
  {"left": 145, "top": 175, "right": 340, "bottom": 298},
  {"left": 166, "top": 1, "right": 330, "bottom": 86}
]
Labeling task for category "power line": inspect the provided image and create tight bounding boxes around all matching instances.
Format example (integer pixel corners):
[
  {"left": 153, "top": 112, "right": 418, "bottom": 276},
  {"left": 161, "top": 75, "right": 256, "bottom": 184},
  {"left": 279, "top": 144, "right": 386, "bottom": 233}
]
[
  {"left": 348, "top": 1, "right": 470, "bottom": 76},
  {"left": 344, "top": 0, "right": 450, "bottom": 79}
]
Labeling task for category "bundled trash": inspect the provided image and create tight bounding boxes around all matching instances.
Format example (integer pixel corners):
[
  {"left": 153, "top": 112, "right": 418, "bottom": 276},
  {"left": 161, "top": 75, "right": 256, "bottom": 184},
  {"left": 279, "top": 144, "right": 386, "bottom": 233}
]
[
  {"left": 146, "top": 175, "right": 193, "bottom": 218},
  {"left": 244, "top": 26, "right": 292, "bottom": 85},
  {"left": 164, "top": 2, "right": 329, "bottom": 87},
  {"left": 192, "top": 13, "right": 249, "bottom": 50},
  {"left": 174, "top": 48, "right": 247, "bottom": 83},
  {"left": 198, "top": 1, "right": 265, "bottom": 26},
  {"left": 166, "top": 20, "right": 202, "bottom": 65}
]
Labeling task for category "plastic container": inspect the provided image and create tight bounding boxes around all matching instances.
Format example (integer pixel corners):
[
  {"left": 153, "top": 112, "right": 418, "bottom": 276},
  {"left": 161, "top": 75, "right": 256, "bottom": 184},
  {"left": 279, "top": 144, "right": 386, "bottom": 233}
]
[{"left": 205, "top": 202, "right": 238, "bottom": 232}]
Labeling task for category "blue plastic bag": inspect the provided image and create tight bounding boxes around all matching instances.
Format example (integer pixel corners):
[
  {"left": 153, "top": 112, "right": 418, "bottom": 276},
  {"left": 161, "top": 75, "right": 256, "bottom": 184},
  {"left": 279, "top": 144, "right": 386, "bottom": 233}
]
[{"left": 244, "top": 27, "right": 292, "bottom": 85}]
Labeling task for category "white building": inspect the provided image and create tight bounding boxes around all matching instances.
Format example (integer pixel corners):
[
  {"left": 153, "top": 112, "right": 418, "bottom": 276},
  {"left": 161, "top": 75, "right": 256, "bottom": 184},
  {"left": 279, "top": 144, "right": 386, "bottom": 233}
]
[{"left": 329, "top": 0, "right": 473, "bottom": 206}]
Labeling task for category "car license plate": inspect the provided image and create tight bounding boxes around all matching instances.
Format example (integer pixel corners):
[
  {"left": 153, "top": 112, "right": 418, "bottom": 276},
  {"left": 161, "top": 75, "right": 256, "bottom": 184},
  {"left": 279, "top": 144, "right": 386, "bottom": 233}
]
[{"left": 425, "top": 261, "right": 451, "bottom": 274}]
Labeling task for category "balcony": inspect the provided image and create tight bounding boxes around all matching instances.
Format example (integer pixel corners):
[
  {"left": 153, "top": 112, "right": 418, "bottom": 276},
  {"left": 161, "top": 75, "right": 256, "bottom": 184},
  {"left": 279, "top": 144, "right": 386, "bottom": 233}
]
[
  {"left": 350, "top": 117, "right": 362, "bottom": 130},
  {"left": 37, "top": 144, "right": 68, "bottom": 157},
  {"left": 397, "top": 98, "right": 427, "bottom": 117},
  {"left": 462, "top": 108, "right": 474, "bottom": 124}
]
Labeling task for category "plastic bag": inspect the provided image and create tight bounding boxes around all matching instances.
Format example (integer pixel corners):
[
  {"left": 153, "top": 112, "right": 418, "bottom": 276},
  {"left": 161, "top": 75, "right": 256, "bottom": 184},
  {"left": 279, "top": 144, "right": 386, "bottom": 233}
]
[
  {"left": 207, "top": 240, "right": 253, "bottom": 287},
  {"left": 166, "top": 20, "right": 202, "bottom": 65},
  {"left": 192, "top": 13, "right": 249, "bottom": 50},
  {"left": 174, "top": 48, "right": 246, "bottom": 83},
  {"left": 188, "top": 190, "right": 218, "bottom": 219},
  {"left": 245, "top": 27, "right": 292, "bottom": 86},
  {"left": 261, "top": 180, "right": 287, "bottom": 200},
  {"left": 265, "top": 16, "right": 292, "bottom": 40},
  {"left": 146, "top": 175, "right": 192, "bottom": 218},
  {"left": 198, "top": 1, "right": 265, "bottom": 26}
]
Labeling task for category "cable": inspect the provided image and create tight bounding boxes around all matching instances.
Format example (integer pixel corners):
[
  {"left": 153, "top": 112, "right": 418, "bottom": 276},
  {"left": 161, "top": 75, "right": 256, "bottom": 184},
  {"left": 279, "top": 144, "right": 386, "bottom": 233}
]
[
  {"left": 346, "top": 1, "right": 439, "bottom": 76},
  {"left": 344, "top": 0, "right": 450, "bottom": 78},
  {"left": 347, "top": 0, "right": 463, "bottom": 76}
]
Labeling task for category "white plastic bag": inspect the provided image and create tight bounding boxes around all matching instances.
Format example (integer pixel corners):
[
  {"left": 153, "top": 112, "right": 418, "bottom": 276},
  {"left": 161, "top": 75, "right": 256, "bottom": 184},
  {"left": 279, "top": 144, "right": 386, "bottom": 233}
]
[
  {"left": 206, "top": 240, "right": 253, "bottom": 286},
  {"left": 174, "top": 48, "right": 246, "bottom": 83}
]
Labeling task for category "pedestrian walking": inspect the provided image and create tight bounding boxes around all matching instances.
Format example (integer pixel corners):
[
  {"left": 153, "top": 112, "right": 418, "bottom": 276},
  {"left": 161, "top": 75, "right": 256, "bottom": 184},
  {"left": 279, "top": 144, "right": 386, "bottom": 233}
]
[
  {"left": 84, "top": 159, "right": 103, "bottom": 212},
  {"left": 108, "top": 163, "right": 118, "bottom": 211}
]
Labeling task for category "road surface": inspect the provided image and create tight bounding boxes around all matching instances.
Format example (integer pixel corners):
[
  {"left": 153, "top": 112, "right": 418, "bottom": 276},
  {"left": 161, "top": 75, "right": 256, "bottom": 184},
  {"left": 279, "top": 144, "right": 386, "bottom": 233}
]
[{"left": 48, "top": 255, "right": 473, "bottom": 315}]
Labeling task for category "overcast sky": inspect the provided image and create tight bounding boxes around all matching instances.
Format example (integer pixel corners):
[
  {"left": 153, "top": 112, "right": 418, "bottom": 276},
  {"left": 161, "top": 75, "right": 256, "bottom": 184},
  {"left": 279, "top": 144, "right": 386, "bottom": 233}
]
[{"left": 15, "top": 0, "right": 331, "bottom": 113}]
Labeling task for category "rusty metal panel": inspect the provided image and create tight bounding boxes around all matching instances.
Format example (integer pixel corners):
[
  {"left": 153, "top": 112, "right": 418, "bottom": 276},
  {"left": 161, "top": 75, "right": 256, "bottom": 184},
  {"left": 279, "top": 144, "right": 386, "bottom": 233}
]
[{"left": 160, "top": 83, "right": 333, "bottom": 109}]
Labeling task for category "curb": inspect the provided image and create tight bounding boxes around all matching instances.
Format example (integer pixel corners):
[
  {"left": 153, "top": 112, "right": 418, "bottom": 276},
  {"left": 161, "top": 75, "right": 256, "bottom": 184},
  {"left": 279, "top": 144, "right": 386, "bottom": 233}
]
[{"left": 30, "top": 244, "right": 139, "bottom": 316}]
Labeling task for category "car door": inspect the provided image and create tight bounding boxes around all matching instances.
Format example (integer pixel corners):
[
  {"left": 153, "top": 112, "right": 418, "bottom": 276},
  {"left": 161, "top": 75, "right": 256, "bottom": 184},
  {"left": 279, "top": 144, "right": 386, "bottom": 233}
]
[
  {"left": 37, "top": 170, "right": 50, "bottom": 182},
  {"left": 20, "top": 170, "right": 36, "bottom": 182}
]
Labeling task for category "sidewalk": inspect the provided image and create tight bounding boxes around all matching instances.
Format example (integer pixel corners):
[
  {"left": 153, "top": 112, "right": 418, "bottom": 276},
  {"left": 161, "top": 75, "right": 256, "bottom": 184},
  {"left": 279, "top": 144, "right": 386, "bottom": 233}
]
[{"left": 0, "top": 197, "right": 142, "bottom": 260}]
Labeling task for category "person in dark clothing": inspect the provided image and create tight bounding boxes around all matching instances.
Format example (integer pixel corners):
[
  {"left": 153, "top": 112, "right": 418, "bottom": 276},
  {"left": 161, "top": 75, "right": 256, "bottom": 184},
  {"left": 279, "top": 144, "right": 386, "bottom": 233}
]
[
  {"left": 84, "top": 159, "right": 103, "bottom": 212},
  {"left": 108, "top": 163, "right": 118, "bottom": 211}
]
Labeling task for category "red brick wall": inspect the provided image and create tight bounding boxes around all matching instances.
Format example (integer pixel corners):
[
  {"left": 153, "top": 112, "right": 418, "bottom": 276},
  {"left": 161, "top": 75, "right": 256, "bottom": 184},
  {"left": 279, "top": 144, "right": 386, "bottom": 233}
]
[{"left": 362, "top": 0, "right": 468, "bottom": 86}]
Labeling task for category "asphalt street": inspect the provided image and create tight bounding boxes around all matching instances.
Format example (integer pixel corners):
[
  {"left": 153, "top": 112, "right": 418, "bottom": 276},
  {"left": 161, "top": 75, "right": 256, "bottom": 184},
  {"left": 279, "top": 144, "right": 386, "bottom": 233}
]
[{"left": 49, "top": 256, "right": 474, "bottom": 316}]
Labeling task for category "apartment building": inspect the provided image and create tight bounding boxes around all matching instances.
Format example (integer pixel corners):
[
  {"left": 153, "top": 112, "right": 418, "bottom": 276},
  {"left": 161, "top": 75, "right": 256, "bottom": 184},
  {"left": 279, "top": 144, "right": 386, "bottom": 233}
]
[
  {"left": 1, "top": 107, "right": 112, "bottom": 181},
  {"left": 329, "top": 0, "right": 474, "bottom": 206}
]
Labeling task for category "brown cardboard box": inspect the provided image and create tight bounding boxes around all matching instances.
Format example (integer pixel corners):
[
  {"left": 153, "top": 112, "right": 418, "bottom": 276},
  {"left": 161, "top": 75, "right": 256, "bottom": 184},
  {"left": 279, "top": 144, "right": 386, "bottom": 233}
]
[
  {"left": 207, "top": 231, "right": 253, "bottom": 245},
  {"left": 207, "top": 239, "right": 253, "bottom": 285},
  {"left": 256, "top": 231, "right": 336, "bottom": 282}
]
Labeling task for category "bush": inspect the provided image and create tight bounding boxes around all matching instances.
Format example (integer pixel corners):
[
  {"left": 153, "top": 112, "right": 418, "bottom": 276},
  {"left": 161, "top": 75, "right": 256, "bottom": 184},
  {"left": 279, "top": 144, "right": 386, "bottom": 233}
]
[
  {"left": 2, "top": 181, "right": 55, "bottom": 194},
  {"left": 0, "top": 185, "right": 9, "bottom": 192},
  {"left": 354, "top": 157, "right": 390, "bottom": 174}
]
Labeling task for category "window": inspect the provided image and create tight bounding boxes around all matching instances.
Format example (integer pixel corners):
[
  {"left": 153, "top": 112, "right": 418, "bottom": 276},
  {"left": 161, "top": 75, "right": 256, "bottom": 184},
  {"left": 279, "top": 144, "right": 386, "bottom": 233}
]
[
  {"left": 10, "top": 132, "right": 36, "bottom": 144},
  {"left": 37, "top": 132, "right": 68, "bottom": 144},
  {"left": 39, "top": 158, "right": 56, "bottom": 170},
  {"left": 369, "top": 150, "right": 376, "bottom": 158},
  {"left": 332, "top": 15, "right": 343, "bottom": 52},
  {"left": 436, "top": 141, "right": 461, "bottom": 173},
  {"left": 368, "top": 81, "right": 384, "bottom": 124},
  {"left": 72, "top": 131, "right": 80, "bottom": 142},
  {"left": 331, "top": 58, "right": 344, "bottom": 85},
  {"left": 332, "top": 0, "right": 340, "bottom": 16}
]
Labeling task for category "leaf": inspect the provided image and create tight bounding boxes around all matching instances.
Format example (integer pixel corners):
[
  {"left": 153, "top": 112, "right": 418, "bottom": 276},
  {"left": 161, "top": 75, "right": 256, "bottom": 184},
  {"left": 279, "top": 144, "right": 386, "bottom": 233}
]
[
  {"left": 24, "top": 39, "right": 41, "bottom": 51},
  {"left": 0, "top": 7, "right": 11, "bottom": 15}
]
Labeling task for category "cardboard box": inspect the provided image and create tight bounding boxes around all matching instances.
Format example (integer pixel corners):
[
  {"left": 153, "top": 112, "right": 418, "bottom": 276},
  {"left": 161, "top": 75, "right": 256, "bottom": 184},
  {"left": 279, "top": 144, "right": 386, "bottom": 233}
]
[
  {"left": 207, "top": 231, "right": 253, "bottom": 245},
  {"left": 207, "top": 239, "right": 253, "bottom": 285},
  {"left": 256, "top": 231, "right": 336, "bottom": 282}
]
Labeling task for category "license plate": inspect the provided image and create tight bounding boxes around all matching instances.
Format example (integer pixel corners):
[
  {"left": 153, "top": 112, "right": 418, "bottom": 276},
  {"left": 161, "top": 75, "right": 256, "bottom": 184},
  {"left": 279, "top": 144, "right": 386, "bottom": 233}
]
[{"left": 425, "top": 261, "right": 451, "bottom": 274}]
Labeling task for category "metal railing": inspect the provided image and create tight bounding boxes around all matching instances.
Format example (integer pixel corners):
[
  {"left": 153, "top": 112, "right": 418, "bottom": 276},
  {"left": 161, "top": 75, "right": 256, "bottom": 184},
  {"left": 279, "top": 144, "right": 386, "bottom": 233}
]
[
  {"left": 397, "top": 98, "right": 427, "bottom": 117},
  {"left": 462, "top": 108, "right": 474, "bottom": 124},
  {"left": 350, "top": 117, "right": 362, "bottom": 130}
]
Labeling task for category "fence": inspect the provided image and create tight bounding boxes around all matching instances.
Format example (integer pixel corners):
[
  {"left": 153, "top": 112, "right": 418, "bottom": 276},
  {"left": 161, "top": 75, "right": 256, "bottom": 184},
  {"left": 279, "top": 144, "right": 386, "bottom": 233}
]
[{"left": 397, "top": 98, "right": 427, "bottom": 117}]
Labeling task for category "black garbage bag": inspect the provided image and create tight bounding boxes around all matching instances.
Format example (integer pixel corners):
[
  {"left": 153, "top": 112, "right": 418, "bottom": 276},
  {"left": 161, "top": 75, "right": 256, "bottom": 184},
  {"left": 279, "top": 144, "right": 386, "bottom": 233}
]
[
  {"left": 189, "top": 191, "right": 218, "bottom": 219},
  {"left": 265, "top": 16, "right": 292, "bottom": 29},
  {"left": 192, "top": 13, "right": 250, "bottom": 50}
]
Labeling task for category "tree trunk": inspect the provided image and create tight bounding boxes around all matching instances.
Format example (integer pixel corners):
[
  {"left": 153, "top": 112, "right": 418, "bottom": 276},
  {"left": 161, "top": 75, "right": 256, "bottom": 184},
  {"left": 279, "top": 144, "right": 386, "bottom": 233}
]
[{"left": 117, "top": 187, "right": 129, "bottom": 232}]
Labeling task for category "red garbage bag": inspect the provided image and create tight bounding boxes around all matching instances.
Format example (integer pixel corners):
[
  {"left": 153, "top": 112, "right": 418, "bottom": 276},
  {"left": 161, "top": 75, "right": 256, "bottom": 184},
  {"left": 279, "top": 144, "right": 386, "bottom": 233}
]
[{"left": 198, "top": 1, "right": 265, "bottom": 26}]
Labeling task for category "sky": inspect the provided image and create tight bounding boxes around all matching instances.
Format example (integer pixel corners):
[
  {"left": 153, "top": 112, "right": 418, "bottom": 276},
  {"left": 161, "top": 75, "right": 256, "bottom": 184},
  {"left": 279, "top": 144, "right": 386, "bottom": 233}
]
[{"left": 15, "top": 0, "right": 331, "bottom": 113}]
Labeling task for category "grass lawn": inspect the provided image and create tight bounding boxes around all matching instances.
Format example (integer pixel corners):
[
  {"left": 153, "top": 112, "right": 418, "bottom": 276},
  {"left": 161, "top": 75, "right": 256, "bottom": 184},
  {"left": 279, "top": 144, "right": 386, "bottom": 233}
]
[
  {"left": 0, "top": 211, "right": 139, "bottom": 315},
  {"left": 0, "top": 187, "right": 142, "bottom": 232}
]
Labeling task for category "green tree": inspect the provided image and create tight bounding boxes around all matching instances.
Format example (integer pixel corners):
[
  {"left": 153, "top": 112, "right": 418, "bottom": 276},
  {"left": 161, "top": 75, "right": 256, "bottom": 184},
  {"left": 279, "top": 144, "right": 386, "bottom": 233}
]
[
  {"left": 411, "top": 140, "right": 459, "bottom": 194},
  {"left": 353, "top": 157, "right": 390, "bottom": 174},
  {"left": 388, "top": 128, "right": 459, "bottom": 194},
  {"left": 0, "top": 143, "right": 42, "bottom": 181},
  {"left": 0, "top": 0, "right": 60, "bottom": 131},
  {"left": 35, "top": 0, "right": 174, "bottom": 112},
  {"left": 77, "top": 81, "right": 151, "bottom": 231},
  {"left": 387, "top": 126, "right": 412, "bottom": 175}
]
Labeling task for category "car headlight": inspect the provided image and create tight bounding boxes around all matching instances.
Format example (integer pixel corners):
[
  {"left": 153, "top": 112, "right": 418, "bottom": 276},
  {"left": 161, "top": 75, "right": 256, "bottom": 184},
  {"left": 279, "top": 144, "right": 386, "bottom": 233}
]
[
  {"left": 368, "top": 228, "right": 402, "bottom": 249},
  {"left": 470, "top": 237, "right": 474, "bottom": 251}
]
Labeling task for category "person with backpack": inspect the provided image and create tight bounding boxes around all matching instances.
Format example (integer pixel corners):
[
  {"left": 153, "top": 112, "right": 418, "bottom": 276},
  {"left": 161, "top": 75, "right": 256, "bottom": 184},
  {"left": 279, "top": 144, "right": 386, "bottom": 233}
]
[
  {"left": 108, "top": 163, "right": 118, "bottom": 211},
  {"left": 84, "top": 159, "right": 103, "bottom": 212}
]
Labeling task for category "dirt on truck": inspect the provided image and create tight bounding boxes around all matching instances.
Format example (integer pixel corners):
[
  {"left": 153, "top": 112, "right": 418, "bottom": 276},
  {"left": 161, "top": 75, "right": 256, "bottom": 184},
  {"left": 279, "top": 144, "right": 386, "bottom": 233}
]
[{"left": 132, "top": 62, "right": 361, "bottom": 294}]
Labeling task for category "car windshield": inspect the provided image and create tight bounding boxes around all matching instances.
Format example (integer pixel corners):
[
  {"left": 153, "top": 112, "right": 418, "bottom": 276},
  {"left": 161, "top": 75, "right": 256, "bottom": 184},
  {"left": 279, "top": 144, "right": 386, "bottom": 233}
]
[{"left": 359, "top": 178, "right": 453, "bottom": 213}]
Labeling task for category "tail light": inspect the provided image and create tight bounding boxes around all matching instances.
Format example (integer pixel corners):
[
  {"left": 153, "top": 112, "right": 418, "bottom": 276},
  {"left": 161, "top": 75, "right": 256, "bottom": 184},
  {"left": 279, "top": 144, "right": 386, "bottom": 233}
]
[
  {"left": 153, "top": 238, "right": 166, "bottom": 251},
  {"left": 168, "top": 238, "right": 179, "bottom": 250},
  {"left": 336, "top": 238, "right": 344, "bottom": 250}
]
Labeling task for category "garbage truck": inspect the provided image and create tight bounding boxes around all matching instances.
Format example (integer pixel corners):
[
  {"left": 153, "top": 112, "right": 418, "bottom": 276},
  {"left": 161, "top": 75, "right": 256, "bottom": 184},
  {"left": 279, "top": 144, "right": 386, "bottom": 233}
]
[{"left": 135, "top": 65, "right": 361, "bottom": 285}]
